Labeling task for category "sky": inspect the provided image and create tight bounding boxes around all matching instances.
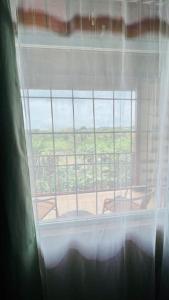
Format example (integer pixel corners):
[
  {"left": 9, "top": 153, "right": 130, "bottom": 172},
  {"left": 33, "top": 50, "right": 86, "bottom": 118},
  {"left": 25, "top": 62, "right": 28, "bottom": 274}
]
[{"left": 22, "top": 89, "right": 136, "bottom": 131}]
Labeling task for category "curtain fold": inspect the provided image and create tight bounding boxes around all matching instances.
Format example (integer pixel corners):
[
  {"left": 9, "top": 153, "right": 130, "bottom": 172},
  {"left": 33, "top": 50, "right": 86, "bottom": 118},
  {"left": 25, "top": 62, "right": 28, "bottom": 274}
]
[{"left": 0, "top": 1, "right": 43, "bottom": 299}]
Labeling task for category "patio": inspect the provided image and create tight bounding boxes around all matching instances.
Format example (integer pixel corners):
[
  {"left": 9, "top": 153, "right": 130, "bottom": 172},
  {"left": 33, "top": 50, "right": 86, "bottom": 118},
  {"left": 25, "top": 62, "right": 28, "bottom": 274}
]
[{"left": 35, "top": 187, "right": 154, "bottom": 221}]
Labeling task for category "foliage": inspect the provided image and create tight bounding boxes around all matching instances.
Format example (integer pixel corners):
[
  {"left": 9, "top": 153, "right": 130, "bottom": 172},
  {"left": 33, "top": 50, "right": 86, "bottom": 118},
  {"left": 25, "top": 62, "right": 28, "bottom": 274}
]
[{"left": 32, "top": 130, "right": 133, "bottom": 194}]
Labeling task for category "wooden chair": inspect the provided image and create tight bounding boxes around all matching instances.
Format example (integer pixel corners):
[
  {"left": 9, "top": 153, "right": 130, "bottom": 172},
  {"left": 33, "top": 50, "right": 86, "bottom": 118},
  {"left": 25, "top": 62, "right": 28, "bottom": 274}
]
[{"left": 103, "top": 187, "right": 154, "bottom": 213}]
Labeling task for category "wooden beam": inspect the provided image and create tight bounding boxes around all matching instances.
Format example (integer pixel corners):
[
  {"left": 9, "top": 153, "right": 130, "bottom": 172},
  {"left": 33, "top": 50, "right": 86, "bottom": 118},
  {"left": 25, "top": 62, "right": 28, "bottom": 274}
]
[{"left": 17, "top": 8, "right": 168, "bottom": 38}]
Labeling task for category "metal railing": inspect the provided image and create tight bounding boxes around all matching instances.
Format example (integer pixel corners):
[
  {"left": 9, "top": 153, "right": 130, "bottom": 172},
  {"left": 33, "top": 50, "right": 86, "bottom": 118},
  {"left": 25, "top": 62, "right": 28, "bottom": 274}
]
[{"left": 32, "top": 152, "right": 134, "bottom": 196}]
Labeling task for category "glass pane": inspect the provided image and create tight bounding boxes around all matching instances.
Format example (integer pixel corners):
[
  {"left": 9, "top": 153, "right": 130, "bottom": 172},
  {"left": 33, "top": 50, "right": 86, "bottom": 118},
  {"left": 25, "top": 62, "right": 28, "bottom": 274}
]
[
  {"left": 53, "top": 99, "right": 73, "bottom": 132},
  {"left": 52, "top": 90, "right": 72, "bottom": 98},
  {"left": 35, "top": 154, "right": 55, "bottom": 167},
  {"left": 96, "top": 153, "right": 114, "bottom": 164},
  {"left": 56, "top": 155, "right": 75, "bottom": 166},
  {"left": 102, "top": 188, "right": 131, "bottom": 214},
  {"left": 67, "top": 155, "right": 75, "bottom": 165},
  {"left": 94, "top": 90, "right": 113, "bottom": 99},
  {"left": 73, "top": 90, "right": 92, "bottom": 98},
  {"left": 74, "top": 99, "right": 94, "bottom": 131},
  {"left": 97, "top": 163, "right": 114, "bottom": 191},
  {"left": 115, "top": 133, "right": 131, "bottom": 153},
  {"left": 96, "top": 133, "right": 114, "bottom": 153},
  {"left": 77, "top": 164, "right": 96, "bottom": 192},
  {"left": 34, "top": 166, "right": 55, "bottom": 194},
  {"left": 115, "top": 153, "right": 132, "bottom": 188},
  {"left": 95, "top": 100, "right": 113, "bottom": 131},
  {"left": 113, "top": 189, "right": 132, "bottom": 213},
  {"left": 114, "top": 90, "right": 131, "bottom": 99},
  {"left": 29, "top": 89, "right": 50, "bottom": 97},
  {"left": 114, "top": 100, "right": 131, "bottom": 130},
  {"left": 29, "top": 98, "right": 52, "bottom": 132},
  {"left": 32, "top": 134, "right": 54, "bottom": 155},
  {"left": 84, "top": 154, "right": 95, "bottom": 165},
  {"left": 67, "top": 166, "right": 76, "bottom": 193},
  {"left": 57, "top": 194, "right": 77, "bottom": 218},
  {"left": 56, "top": 166, "right": 76, "bottom": 194},
  {"left": 77, "top": 165, "right": 86, "bottom": 192},
  {"left": 78, "top": 193, "right": 96, "bottom": 216},
  {"left": 98, "top": 190, "right": 115, "bottom": 215},
  {"left": 131, "top": 188, "right": 147, "bottom": 210},
  {"left": 57, "top": 156, "right": 66, "bottom": 166},
  {"left": 24, "top": 86, "right": 139, "bottom": 219},
  {"left": 36, "top": 198, "right": 56, "bottom": 221},
  {"left": 76, "top": 133, "right": 95, "bottom": 154},
  {"left": 54, "top": 134, "right": 74, "bottom": 154},
  {"left": 76, "top": 153, "right": 94, "bottom": 166},
  {"left": 76, "top": 155, "right": 85, "bottom": 165}
]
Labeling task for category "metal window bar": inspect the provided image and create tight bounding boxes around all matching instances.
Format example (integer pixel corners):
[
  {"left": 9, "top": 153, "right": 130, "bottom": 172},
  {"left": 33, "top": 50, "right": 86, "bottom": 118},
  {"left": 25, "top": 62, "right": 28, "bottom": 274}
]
[
  {"left": 72, "top": 90, "right": 79, "bottom": 216},
  {"left": 130, "top": 90, "right": 133, "bottom": 209},
  {"left": 33, "top": 154, "right": 134, "bottom": 193},
  {"left": 92, "top": 90, "right": 98, "bottom": 214},
  {"left": 50, "top": 89, "right": 58, "bottom": 217},
  {"left": 25, "top": 89, "right": 138, "bottom": 220},
  {"left": 113, "top": 91, "right": 116, "bottom": 211}
]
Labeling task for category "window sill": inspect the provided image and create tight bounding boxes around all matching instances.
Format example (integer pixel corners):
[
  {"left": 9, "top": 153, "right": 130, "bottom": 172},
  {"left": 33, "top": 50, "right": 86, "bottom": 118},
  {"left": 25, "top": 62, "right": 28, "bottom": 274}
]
[{"left": 38, "top": 208, "right": 166, "bottom": 238}]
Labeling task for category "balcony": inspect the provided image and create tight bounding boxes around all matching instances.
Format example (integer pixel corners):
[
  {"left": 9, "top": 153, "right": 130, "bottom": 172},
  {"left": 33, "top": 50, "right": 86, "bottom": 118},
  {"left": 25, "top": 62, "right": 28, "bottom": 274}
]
[{"left": 32, "top": 152, "right": 155, "bottom": 222}]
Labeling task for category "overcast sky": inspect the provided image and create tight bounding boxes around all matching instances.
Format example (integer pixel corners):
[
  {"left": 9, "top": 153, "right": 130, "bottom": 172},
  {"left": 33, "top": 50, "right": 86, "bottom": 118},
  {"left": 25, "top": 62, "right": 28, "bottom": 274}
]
[{"left": 22, "top": 90, "right": 136, "bottom": 131}]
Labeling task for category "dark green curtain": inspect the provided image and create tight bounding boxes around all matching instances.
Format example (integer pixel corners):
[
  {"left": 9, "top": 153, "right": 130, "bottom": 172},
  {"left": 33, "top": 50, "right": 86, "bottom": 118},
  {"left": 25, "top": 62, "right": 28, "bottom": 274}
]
[{"left": 0, "top": 1, "right": 43, "bottom": 299}]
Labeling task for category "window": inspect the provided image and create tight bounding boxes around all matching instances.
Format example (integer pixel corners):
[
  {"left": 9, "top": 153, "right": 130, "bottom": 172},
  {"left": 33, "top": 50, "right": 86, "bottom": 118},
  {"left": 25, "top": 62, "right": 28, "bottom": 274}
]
[{"left": 22, "top": 88, "right": 158, "bottom": 222}]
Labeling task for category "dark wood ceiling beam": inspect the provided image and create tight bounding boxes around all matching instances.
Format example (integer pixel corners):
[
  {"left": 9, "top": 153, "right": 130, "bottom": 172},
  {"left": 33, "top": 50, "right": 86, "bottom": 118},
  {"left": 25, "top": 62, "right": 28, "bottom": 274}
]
[{"left": 17, "top": 8, "right": 168, "bottom": 37}]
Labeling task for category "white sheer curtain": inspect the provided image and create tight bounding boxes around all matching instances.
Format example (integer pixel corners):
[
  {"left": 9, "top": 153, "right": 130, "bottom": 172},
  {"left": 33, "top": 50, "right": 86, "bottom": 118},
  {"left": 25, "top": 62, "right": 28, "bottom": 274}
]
[{"left": 13, "top": 0, "right": 169, "bottom": 299}]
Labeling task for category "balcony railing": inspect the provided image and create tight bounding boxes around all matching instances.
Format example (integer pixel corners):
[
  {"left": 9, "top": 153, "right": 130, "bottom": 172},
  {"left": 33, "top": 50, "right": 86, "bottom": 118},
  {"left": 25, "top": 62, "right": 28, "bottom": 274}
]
[
  {"left": 32, "top": 152, "right": 134, "bottom": 196},
  {"left": 30, "top": 152, "right": 155, "bottom": 221}
]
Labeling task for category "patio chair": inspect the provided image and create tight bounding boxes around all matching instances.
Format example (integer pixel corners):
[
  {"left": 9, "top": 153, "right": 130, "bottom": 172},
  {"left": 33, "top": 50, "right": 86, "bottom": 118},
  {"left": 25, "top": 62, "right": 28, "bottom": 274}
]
[{"left": 103, "top": 187, "right": 154, "bottom": 213}]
